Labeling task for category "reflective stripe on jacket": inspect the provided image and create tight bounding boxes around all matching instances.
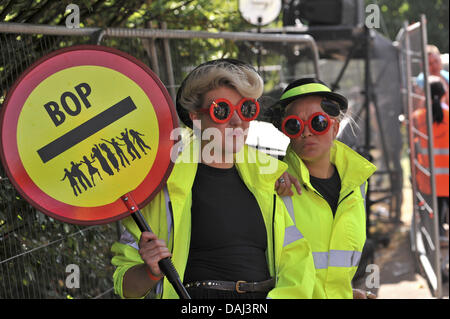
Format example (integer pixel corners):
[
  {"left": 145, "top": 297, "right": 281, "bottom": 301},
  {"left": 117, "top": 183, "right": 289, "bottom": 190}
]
[
  {"left": 111, "top": 137, "right": 316, "bottom": 299},
  {"left": 413, "top": 108, "right": 449, "bottom": 197},
  {"left": 283, "top": 140, "right": 376, "bottom": 299}
]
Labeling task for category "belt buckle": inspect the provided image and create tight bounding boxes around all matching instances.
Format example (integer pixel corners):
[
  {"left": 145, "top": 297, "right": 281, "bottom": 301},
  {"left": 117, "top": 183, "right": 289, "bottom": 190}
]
[{"left": 235, "top": 280, "right": 246, "bottom": 293}]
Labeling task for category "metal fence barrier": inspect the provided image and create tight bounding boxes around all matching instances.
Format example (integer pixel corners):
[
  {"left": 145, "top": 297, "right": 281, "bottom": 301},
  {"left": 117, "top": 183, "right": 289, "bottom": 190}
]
[{"left": 397, "top": 15, "right": 445, "bottom": 298}]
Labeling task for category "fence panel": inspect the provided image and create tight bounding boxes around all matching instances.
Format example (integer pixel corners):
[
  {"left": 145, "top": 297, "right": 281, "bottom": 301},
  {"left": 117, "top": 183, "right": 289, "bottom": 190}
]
[
  {"left": 397, "top": 16, "right": 443, "bottom": 298},
  {"left": 0, "top": 29, "right": 122, "bottom": 299}
]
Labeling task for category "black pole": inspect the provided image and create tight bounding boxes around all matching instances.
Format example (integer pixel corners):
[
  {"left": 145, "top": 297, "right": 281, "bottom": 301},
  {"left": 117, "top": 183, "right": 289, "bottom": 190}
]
[
  {"left": 257, "top": 16, "right": 262, "bottom": 74},
  {"left": 363, "top": 27, "right": 373, "bottom": 237},
  {"left": 331, "top": 40, "right": 361, "bottom": 91},
  {"left": 122, "top": 194, "right": 191, "bottom": 299}
]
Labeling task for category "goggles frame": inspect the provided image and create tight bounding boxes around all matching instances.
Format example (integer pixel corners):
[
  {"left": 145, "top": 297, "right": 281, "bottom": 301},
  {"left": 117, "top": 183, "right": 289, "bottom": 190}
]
[
  {"left": 282, "top": 111, "right": 333, "bottom": 138},
  {"left": 198, "top": 98, "right": 260, "bottom": 124}
]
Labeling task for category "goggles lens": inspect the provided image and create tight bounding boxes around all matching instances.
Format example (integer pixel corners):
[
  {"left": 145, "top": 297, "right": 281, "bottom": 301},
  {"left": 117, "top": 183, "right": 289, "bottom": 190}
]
[
  {"left": 284, "top": 118, "right": 303, "bottom": 136},
  {"left": 213, "top": 101, "right": 231, "bottom": 120},
  {"left": 240, "top": 99, "right": 259, "bottom": 119},
  {"left": 320, "top": 99, "right": 340, "bottom": 116},
  {"left": 310, "top": 113, "right": 329, "bottom": 132},
  {"left": 282, "top": 112, "right": 332, "bottom": 138}
]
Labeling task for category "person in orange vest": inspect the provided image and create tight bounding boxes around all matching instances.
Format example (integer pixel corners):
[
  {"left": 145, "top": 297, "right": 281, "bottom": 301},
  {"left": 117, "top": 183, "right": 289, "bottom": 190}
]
[
  {"left": 416, "top": 45, "right": 449, "bottom": 107},
  {"left": 413, "top": 78, "right": 449, "bottom": 236}
]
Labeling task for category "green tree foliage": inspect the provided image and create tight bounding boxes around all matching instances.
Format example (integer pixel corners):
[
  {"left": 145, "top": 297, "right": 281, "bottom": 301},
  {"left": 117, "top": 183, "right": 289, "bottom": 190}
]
[
  {"left": 1, "top": 0, "right": 447, "bottom": 53},
  {"left": 0, "top": 0, "right": 251, "bottom": 31},
  {"left": 367, "top": 0, "right": 449, "bottom": 52},
  {"left": 0, "top": 0, "right": 262, "bottom": 79}
]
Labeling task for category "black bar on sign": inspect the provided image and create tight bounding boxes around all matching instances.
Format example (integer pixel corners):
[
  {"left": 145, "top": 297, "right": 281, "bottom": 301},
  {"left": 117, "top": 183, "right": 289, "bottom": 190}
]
[{"left": 37, "top": 96, "right": 137, "bottom": 163}]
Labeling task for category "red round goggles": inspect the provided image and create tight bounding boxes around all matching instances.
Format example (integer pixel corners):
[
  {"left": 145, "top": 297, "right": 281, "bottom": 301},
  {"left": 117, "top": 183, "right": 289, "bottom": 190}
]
[
  {"left": 282, "top": 112, "right": 333, "bottom": 138},
  {"left": 197, "top": 98, "right": 260, "bottom": 123}
]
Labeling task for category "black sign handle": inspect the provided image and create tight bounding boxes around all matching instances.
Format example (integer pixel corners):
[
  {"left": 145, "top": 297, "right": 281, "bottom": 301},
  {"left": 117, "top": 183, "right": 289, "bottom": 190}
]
[{"left": 121, "top": 193, "right": 191, "bottom": 299}]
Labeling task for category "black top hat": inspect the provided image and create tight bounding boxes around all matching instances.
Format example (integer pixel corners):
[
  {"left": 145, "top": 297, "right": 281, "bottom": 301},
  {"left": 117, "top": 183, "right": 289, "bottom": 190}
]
[{"left": 279, "top": 78, "right": 348, "bottom": 113}]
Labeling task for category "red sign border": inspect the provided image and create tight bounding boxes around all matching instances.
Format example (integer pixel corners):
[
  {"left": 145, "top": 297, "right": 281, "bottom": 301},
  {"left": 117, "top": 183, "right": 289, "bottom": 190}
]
[{"left": 0, "top": 45, "right": 178, "bottom": 225}]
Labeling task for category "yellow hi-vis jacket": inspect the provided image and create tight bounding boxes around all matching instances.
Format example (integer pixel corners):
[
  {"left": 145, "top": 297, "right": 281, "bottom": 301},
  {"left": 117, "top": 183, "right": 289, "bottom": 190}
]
[
  {"left": 111, "top": 139, "right": 316, "bottom": 299},
  {"left": 282, "top": 140, "right": 376, "bottom": 299}
]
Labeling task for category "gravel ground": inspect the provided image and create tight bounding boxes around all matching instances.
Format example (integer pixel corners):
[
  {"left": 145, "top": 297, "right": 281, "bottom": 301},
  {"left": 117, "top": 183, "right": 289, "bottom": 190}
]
[{"left": 353, "top": 183, "right": 449, "bottom": 299}]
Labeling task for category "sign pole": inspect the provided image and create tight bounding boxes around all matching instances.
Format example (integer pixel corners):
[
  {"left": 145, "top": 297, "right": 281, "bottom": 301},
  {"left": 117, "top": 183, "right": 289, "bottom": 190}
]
[{"left": 121, "top": 193, "right": 191, "bottom": 299}]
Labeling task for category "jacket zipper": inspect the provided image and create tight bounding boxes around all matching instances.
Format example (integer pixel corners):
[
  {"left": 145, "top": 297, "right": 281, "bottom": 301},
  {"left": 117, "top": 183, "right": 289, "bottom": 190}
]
[
  {"left": 309, "top": 184, "right": 354, "bottom": 214},
  {"left": 272, "top": 194, "right": 277, "bottom": 284},
  {"left": 304, "top": 183, "right": 354, "bottom": 207},
  {"left": 167, "top": 200, "right": 175, "bottom": 254},
  {"left": 311, "top": 189, "right": 334, "bottom": 213},
  {"left": 337, "top": 191, "right": 354, "bottom": 206}
]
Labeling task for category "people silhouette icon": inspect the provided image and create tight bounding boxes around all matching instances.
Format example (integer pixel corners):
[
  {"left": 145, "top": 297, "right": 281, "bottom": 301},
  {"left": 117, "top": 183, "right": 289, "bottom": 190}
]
[
  {"left": 61, "top": 168, "right": 82, "bottom": 197},
  {"left": 129, "top": 128, "right": 151, "bottom": 155},
  {"left": 117, "top": 128, "right": 141, "bottom": 160},
  {"left": 80, "top": 155, "right": 103, "bottom": 186},
  {"left": 70, "top": 161, "right": 92, "bottom": 190}
]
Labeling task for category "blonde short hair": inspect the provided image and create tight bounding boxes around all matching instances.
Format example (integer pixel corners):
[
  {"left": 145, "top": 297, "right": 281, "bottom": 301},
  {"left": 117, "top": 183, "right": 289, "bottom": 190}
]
[
  {"left": 427, "top": 44, "right": 441, "bottom": 56},
  {"left": 176, "top": 59, "right": 264, "bottom": 127}
]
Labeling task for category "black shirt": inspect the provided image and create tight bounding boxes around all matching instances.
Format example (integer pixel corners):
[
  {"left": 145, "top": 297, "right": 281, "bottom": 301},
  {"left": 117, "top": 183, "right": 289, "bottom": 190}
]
[
  {"left": 184, "top": 163, "right": 270, "bottom": 286},
  {"left": 310, "top": 166, "right": 341, "bottom": 216}
]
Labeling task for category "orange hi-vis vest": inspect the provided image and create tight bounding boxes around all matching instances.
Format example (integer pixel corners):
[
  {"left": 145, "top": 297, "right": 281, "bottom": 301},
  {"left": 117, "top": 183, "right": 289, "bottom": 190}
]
[{"left": 413, "top": 107, "right": 449, "bottom": 197}]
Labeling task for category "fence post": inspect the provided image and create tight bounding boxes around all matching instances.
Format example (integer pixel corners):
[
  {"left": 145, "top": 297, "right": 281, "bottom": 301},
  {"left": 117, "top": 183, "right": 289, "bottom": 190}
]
[
  {"left": 141, "top": 20, "right": 160, "bottom": 77},
  {"left": 161, "top": 22, "right": 176, "bottom": 102},
  {"left": 419, "top": 14, "right": 442, "bottom": 299}
]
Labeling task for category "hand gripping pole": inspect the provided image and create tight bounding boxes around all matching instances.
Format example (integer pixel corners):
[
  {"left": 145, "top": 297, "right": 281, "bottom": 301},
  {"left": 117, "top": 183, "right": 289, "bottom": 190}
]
[{"left": 121, "top": 193, "right": 191, "bottom": 299}]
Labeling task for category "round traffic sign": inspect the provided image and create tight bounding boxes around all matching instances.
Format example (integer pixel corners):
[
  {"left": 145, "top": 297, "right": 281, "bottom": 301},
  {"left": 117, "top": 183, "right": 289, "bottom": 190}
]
[{"left": 0, "top": 45, "right": 178, "bottom": 225}]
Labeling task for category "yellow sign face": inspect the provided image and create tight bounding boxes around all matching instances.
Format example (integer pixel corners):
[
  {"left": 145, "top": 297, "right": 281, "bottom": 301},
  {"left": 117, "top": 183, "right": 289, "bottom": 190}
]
[{"left": 17, "top": 65, "right": 159, "bottom": 207}]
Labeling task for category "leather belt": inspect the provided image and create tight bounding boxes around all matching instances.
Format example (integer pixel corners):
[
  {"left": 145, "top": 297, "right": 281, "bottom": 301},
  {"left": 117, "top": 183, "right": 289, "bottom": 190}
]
[{"left": 184, "top": 278, "right": 275, "bottom": 294}]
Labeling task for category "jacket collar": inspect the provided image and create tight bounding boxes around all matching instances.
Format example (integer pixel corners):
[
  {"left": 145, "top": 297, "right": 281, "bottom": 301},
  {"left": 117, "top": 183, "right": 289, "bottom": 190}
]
[
  {"left": 167, "top": 134, "right": 287, "bottom": 199},
  {"left": 285, "top": 140, "right": 376, "bottom": 190},
  {"left": 236, "top": 144, "right": 287, "bottom": 192}
]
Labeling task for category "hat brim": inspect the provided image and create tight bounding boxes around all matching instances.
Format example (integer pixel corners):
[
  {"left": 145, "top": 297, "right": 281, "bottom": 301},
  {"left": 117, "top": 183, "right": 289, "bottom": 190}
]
[{"left": 280, "top": 91, "right": 348, "bottom": 113}]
